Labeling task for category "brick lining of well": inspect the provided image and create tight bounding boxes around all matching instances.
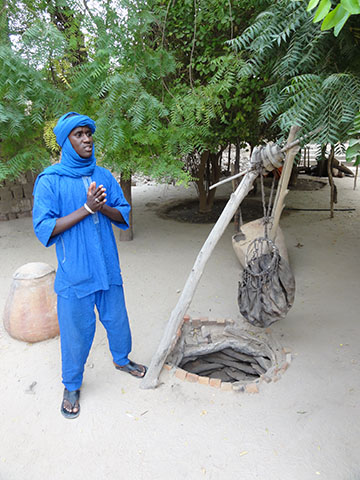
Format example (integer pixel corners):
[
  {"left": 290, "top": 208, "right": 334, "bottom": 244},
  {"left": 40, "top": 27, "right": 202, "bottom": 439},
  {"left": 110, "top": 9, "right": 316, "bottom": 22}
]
[{"left": 164, "top": 315, "right": 291, "bottom": 393}]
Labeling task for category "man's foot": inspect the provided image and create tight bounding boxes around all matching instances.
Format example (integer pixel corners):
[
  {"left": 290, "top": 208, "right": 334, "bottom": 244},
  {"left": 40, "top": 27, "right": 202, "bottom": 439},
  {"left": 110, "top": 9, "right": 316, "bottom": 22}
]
[
  {"left": 114, "top": 360, "right": 147, "bottom": 378},
  {"left": 61, "top": 388, "right": 80, "bottom": 419}
]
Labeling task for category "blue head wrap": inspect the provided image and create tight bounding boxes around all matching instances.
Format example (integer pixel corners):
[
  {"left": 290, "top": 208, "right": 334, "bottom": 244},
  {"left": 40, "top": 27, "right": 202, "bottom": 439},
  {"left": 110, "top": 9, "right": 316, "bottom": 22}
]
[
  {"left": 34, "top": 112, "right": 97, "bottom": 190},
  {"left": 54, "top": 112, "right": 96, "bottom": 148}
]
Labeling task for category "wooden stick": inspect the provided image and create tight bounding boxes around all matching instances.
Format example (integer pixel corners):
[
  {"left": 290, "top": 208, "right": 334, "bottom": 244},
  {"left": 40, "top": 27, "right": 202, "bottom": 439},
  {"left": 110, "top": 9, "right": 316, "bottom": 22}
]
[
  {"left": 270, "top": 126, "right": 301, "bottom": 241},
  {"left": 209, "top": 169, "right": 247, "bottom": 190},
  {"left": 140, "top": 169, "right": 259, "bottom": 389},
  {"left": 354, "top": 164, "right": 358, "bottom": 191}
]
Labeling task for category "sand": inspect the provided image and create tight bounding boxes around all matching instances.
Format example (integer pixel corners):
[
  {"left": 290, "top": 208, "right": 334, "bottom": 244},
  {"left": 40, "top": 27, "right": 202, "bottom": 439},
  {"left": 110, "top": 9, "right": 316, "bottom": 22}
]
[{"left": 0, "top": 175, "right": 359, "bottom": 480}]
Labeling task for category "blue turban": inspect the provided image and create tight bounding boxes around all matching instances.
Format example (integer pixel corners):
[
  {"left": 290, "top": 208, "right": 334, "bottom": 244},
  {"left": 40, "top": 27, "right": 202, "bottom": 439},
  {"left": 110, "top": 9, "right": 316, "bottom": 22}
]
[
  {"left": 54, "top": 112, "right": 96, "bottom": 148},
  {"left": 34, "top": 112, "right": 97, "bottom": 190}
]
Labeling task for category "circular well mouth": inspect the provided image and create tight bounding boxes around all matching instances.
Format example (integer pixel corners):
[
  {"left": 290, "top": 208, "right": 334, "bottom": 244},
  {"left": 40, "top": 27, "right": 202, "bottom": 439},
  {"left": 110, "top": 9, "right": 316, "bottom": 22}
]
[{"left": 166, "top": 317, "right": 290, "bottom": 391}]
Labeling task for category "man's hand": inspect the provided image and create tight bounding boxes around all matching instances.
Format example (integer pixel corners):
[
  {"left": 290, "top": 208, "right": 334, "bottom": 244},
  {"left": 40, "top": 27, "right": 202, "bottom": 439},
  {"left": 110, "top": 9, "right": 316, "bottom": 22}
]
[{"left": 86, "top": 181, "right": 107, "bottom": 212}]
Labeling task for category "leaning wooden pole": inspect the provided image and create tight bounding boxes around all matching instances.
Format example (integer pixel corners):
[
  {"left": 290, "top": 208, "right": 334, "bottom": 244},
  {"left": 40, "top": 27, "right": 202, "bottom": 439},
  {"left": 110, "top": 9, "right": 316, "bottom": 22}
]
[
  {"left": 269, "top": 126, "right": 300, "bottom": 240},
  {"left": 141, "top": 169, "right": 259, "bottom": 389}
]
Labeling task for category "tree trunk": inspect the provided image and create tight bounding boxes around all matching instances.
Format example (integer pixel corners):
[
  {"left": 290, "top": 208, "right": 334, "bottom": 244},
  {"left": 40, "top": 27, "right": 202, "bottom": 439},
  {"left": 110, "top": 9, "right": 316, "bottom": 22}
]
[
  {"left": 318, "top": 145, "right": 328, "bottom": 176},
  {"left": 119, "top": 175, "right": 133, "bottom": 241},
  {"left": 227, "top": 143, "right": 231, "bottom": 173},
  {"left": 196, "top": 150, "right": 209, "bottom": 213},
  {"left": 327, "top": 145, "right": 337, "bottom": 219},
  {"left": 195, "top": 150, "right": 223, "bottom": 213},
  {"left": 354, "top": 164, "right": 358, "bottom": 191}
]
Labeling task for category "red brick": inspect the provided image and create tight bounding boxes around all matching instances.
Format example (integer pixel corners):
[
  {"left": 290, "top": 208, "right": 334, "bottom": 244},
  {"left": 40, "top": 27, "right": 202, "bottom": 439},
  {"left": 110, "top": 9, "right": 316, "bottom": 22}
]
[
  {"left": 186, "top": 372, "right": 199, "bottom": 383},
  {"left": 183, "top": 314, "right": 191, "bottom": 323},
  {"left": 198, "top": 376, "right": 210, "bottom": 385},
  {"left": 281, "top": 362, "right": 290, "bottom": 373},
  {"left": 245, "top": 383, "right": 259, "bottom": 394},
  {"left": 163, "top": 363, "right": 172, "bottom": 371},
  {"left": 209, "top": 378, "right": 221, "bottom": 389},
  {"left": 175, "top": 368, "right": 187, "bottom": 381},
  {"left": 220, "top": 382, "right": 233, "bottom": 391},
  {"left": 191, "top": 318, "right": 201, "bottom": 327},
  {"left": 200, "top": 316, "right": 209, "bottom": 323}
]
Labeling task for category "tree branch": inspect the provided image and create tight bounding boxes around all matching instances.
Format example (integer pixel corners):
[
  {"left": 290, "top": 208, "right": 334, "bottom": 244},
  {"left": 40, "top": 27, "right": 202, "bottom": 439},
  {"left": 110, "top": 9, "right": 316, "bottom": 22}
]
[{"left": 189, "top": 0, "right": 197, "bottom": 89}]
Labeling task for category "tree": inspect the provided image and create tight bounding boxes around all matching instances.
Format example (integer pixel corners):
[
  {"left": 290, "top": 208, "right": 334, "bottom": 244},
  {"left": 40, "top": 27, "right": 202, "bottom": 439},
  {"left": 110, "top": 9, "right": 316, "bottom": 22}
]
[
  {"left": 138, "top": 0, "right": 274, "bottom": 213},
  {"left": 1, "top": 0, "right": 275, "bottom": 218},
  {"left": 230, "top": 0, "right": 360, "bottom": 214}
]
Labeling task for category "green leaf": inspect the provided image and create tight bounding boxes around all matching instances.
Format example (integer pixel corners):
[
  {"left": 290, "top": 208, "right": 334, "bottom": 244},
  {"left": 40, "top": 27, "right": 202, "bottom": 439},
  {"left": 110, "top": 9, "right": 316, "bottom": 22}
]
[
  {"left": 345, "top": 141, "right": 360, "bottom": 161},
  {"left": 307, "top": 0, "right": 320, "bottom": 11},
  {"left": 321, "top": 4, "right": 348, "bottom": 30},
  {"left": 341, "top": 0, "right": 360, "bottom": 14},
  {"left": 313, "top": 0, "right": 332, "bottom": 22},
  {"left": 349, "top": 138, "right": 360, "bottom": 147},
  {"left": 334, "top": 10, "right": 351, "bottom": 35}
]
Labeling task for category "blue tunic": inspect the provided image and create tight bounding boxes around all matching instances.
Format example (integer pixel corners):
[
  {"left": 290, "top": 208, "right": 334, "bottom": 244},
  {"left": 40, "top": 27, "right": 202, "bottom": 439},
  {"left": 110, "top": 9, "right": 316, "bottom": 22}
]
[{"left": 33, "top": 166, "right": 130, "bottom": 299}]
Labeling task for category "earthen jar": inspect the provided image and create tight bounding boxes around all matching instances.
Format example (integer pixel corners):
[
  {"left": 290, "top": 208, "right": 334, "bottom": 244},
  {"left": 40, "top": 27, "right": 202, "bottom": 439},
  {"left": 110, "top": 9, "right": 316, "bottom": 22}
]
[{"left": 3, "top": 262, "right": 59, "bottom": 342}]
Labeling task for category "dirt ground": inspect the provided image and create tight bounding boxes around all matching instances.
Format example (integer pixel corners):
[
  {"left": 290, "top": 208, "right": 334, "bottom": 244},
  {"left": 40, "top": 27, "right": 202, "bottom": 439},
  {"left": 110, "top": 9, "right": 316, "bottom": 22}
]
[{"left": 0, "top": 174, "right": 359, "bottom": 480}]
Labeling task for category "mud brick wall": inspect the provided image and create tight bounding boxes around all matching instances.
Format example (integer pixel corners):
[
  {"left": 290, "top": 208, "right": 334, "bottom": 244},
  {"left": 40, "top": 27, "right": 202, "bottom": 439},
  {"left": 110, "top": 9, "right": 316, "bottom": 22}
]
[{"left": 0, "top": 171, "right": 37, "bottom": 221}]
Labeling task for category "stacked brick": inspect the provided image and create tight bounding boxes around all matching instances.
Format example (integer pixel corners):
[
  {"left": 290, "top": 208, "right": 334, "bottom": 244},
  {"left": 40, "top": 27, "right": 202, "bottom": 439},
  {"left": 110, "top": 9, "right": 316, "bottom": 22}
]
[{"left": 0, "top": 171, "right": 37, "bottom": 221}]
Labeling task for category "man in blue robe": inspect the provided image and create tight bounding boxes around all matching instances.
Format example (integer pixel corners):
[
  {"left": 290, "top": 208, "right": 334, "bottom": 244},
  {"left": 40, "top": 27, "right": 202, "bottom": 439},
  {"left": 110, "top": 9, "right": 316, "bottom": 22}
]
[{"left": 33, "top": 112, "right": 147, "bottom": 419}]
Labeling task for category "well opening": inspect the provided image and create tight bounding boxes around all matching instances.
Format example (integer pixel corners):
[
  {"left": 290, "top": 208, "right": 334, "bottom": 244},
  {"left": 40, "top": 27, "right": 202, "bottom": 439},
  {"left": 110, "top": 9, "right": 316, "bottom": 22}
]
[
  {"left": 166, "top": 317, "right": 290, "bottom": 392},
  {"left": 179, "top": 347, "right": 271, "bottom": 383}
]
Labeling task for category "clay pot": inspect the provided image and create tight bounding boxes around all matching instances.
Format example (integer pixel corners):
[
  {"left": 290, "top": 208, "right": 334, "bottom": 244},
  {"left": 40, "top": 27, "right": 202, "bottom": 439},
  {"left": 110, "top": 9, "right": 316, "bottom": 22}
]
[
  {"left": 3, "top": 262, "right": 59, "bottom": 343},
  {"left": 232, "top": 219, "right": 290, "bottom": 268}
]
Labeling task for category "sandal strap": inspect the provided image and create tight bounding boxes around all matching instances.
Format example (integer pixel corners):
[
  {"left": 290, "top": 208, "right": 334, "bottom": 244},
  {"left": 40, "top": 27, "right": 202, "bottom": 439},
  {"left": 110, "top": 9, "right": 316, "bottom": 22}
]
[{"left": 63, "top": 388, "right": 80, "bottom": 406}]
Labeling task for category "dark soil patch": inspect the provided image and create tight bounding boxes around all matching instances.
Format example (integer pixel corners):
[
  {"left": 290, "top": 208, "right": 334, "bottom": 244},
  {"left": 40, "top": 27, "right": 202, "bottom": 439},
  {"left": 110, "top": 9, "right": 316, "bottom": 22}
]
[
  {"left": 158, "top": 177, "right": 324, "bottom": 224},
  {"left": 262, "top": 176, "right": 327, "bottom": 191},
  {"left": 288, "top": 178, "right": 327, "bottom": 191},
  {"left": 159, "top": 197, "right": 268, "bottom": 224}
]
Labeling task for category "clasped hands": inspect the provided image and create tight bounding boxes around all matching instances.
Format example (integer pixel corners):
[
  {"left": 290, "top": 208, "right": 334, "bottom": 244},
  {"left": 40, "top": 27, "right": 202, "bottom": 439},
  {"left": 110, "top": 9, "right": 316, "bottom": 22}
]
[{"left": 86, "top": 182, "right": 107, "bottom": 212}]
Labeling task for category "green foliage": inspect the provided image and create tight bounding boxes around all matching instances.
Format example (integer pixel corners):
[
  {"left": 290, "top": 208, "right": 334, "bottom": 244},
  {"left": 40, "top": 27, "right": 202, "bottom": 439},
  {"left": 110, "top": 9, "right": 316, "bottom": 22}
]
[
  {"left": 231, "top": 0, "right": 360, "bottom": 148},
  {"left": 0, "top": 42, "right": 64, "bottom": 180},
  {"left": 307, "top": 0, "right": 360, "bottom": 36},
  {"left": 346, "top": 111, "right": 360, "bottom": 165}
]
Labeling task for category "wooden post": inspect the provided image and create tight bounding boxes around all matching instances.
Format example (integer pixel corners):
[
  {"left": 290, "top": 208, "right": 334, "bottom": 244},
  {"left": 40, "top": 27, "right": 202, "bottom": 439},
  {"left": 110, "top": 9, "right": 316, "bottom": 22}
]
[
  {"left": 270, "top": 126, "right": 301, "bottom": 241},
  {"left": 120, "top": 174, "right": 133, "bottom": 241},
  {"left": 141, "top": 169, "right": 259, "bottom": 389}
]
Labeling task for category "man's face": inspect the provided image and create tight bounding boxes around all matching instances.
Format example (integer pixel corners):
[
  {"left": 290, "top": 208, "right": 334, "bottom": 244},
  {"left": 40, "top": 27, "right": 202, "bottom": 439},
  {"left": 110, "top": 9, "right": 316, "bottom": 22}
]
[{"left": 68, "top": 126, "right": 93, "bottom": 158}]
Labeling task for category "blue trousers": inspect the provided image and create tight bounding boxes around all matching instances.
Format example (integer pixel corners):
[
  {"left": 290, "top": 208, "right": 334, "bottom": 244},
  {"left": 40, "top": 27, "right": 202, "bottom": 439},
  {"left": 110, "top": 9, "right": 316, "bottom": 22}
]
[{"left": 57, "top": 285, "right": 132, "bottom": 391}]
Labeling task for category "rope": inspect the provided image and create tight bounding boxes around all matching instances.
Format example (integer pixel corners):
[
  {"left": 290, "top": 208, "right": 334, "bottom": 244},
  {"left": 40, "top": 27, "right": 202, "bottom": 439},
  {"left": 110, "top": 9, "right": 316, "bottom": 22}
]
[{"left": 242, "top": 164, "right": 280, "bottom": 292}]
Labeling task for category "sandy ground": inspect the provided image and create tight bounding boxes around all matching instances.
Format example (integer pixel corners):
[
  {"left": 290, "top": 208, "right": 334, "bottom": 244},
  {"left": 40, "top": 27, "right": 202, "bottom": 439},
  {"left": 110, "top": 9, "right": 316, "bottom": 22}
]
[{"left": 0, "top": 175, "right": 359, "bottom": 480}]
